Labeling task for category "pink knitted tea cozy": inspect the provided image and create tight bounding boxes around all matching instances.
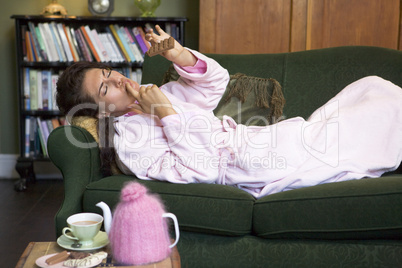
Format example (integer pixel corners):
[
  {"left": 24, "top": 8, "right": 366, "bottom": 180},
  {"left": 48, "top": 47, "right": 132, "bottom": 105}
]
[{"left": 109, "top": 182, "right": 172, "bottom": 265}]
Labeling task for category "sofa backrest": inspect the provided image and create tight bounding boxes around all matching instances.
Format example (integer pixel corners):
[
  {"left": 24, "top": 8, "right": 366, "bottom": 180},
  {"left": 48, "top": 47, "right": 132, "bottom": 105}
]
[{"left": 142, "top": 46, "right": 402, "bottom": 120}]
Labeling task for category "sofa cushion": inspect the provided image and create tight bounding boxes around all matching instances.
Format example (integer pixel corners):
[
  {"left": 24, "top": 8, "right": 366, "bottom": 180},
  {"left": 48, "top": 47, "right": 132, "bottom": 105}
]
[
  {"left": 253, "top": 175, "right": 402, "bottom": 240},
  {"left": 160, "top": 64, "right": 285, "bottom": 126},
  {"left": 83, "top": 175, "right": 255, "bottom": 236}
]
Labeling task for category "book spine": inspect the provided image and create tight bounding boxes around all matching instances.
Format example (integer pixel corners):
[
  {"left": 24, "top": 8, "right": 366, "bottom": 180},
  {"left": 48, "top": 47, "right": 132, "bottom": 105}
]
[
  {"left": 24, "top": 117, "right": 30, "bottom": 157},
  {"left": 108, "top": 25, "right": 130, "bottom": 62},
  {"left": 41, "top": 70, "right": 51, "bottom": 110},
  {"left": 64, "top": 25, "right": 79, "bottom": 62},
  {"left": 38, "top": 23, "right": 56, "bottom": 61},
  {"left": 49, "top": 22, "right": 66, "bottom": 61},
  {"left": 27, "top": 22, "right": 42, "bottom": 62},
  {"left": 51, "top": 74, "right": 59, "bottom": 110},
  {"left": 36, "top": 71, "right": 43, "bottom": 110},
  {"left": 75, "top": 29, "right": 93, "bottom": 61},
  {"left": 91, "top": 29, "right": 110, "bottom": 62},
  {"left": 136, "top": 26, "right": 151, "bottom": 50},
  {"left": 36, "top": 118, "right": 48, "bottom": 157},
  {"left": 21, "top": 25, "right": 28, "bottom": 61},
  {"left": 29, "top": 117, "right": 36, "bottom": 157},
  {"left": 70, "top": 28, "right": 85, "bottom": 61},
  {"left": 23, "top": 68, "right": 30, "bottom": 110},
  {"left": 34, "top": 26, "right": 49, "bottom": 61},
  {"left": 29, "top": 69, "right": 38, "bottom": 110},
  {"left": 56, "top": 23, "right": 74, "bottom": 62},
  {"left": 26, "top": 32, "right": 35, "bottom": 61},
  {"left": 80, "top": 26, "right": 101, "bottom": 62},
  {"left": 105, "top": 31, "right": 125, "bottom": 62},
  {"left": 132, "top": 27, "right": 149, "bottom": 54},
  {"left": 42, "top": 23, "right": 60, "bottom": 61},
  {"left": 124, "top": 27, "right": 144, "bottom": 62},
  {"left": 116, "top": 25, "right": 136, "bottom": 62}
]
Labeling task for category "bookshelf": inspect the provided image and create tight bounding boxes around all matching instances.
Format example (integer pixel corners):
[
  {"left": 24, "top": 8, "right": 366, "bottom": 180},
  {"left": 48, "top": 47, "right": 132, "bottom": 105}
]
[{"left": 11, "top": 15, "right": 187, "bottom": 190}]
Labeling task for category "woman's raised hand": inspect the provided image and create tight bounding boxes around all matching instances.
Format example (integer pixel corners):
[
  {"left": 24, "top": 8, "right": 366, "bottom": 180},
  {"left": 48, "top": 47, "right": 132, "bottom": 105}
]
[
  {"left": 145, "top": 25, "right": 197, "bottom": 67},
  {"left": 126, "top": 83, "right": 177, "bottom": 119}
]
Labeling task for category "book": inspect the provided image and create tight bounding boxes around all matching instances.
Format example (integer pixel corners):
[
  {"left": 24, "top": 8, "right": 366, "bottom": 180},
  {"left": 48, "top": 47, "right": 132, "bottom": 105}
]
[
  {"left": 24, "top": 117, "right": 30, "bottom": 157},
  {"left": 36, "top": 71, "right": 43, "bottom": 110},
  {"left": 26, "top": 31, "right": 35, "bottom": 61},
  {"left": 69, "top": 28, "right": 84, "bottom": 61},
  {"left": 98, "top": 33, "right": 118, "bottom": 62},
  {"left": 91, "top": 29, "right": 110, "bottom": 62},
  {"left": 64, "top": 25, "right": 79, "bottom": 62},
  {"left": 40, "top": 23, "right": 59, "bottom": 61},
  {"left": 132, "top": 27, "right": 148, "bottom": 54},
  {"left": 75, "top": 29, "right": 93, "bottom": 62},
  {"left": 115, "top": 25, "right": 136, "bottom": 62},
  {"left": 36, "top": 118, "right": 48, "bottom": 156},
  {"left": 21, "top": 25, "right": 28, "bottom": 61},
  {"left": 136, "top": 26, "right": 151, "bottom": 50},
  {"left": 23, "top": 68, "right": 30, "bottom": 110},
  {"left": 29, "top": 116, "right": 37, "bottom": 157},
  {"left": 41, "top": 70, "right": 52, "bottom": 110},
  {"left": 49, "top": 22, "right": 66, "bottom": 61},
  {"left": 124, "top": 27, "right": 144, "bottom": 62},
  {"left": 38, "top": 23, "right": 58, "bottom": 62},
  {"left": 80, "top": 26, "right": 101, "bottom": 62},
  {"left": 27, "top": 22, "right": 43, "bottom": 62},
  {"left": 107, "top": 25, "right": 130, "bottom": 62},
  {"left": 29, "top": 69, "right": 38, "bottom": 110},
  {"left": 51, "top": 118, "right": 61, "bottom": 129},
  {"left": 105, "top": 31, "right": 125, "bottom": 62},
  {"left": 51, "top": 74, "right": 59, "bottom": 110},
  {"left": 56, "top": 23, "right": 74, "bottom": 62},
  {"left": 34, "top": 25, "right": 49, "bottom": 61}
]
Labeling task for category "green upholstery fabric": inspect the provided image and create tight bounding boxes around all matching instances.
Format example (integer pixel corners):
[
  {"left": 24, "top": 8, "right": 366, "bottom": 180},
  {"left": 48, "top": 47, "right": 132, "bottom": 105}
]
[
  {"left": 48, "top": 46, "right": 402, "bottom": 267},
  {"left": 283, "top": 46, "right": 402, "bottom": 119},
  {"left": 254, "top": 175, "right": 402, "bottom": 240},
  {"left": 177, "top": 232, "right": 402, "bottom": 268},
  {"left": 83, "top": 175, "right": 255, "bottom": 236}
]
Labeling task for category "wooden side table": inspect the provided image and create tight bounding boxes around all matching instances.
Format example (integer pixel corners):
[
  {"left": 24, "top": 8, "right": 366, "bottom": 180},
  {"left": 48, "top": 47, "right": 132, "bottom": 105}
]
[{"left": 16, "top": 241, "right": 181, "bottom": 268}]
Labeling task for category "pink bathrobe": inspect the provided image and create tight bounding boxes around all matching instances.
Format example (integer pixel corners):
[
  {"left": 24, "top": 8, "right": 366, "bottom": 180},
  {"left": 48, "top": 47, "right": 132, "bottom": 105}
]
[{"left": 114, "top": 49, "right": 402, "bottom": 199}]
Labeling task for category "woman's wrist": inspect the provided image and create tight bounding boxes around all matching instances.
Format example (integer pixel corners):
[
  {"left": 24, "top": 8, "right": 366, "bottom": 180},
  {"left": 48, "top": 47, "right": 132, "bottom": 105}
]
[
  {"left": 172, "top": 48, "right": 197, "bottom": 67},
  {"left": 154, "top": 106, "right": 177, "bottom": 119}
]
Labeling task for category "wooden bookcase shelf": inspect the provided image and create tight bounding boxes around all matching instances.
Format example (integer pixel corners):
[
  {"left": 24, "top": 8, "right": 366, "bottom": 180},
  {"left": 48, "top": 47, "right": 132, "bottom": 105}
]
[{"left": 11, "top": 15, "right": 187, "bottom": 190}]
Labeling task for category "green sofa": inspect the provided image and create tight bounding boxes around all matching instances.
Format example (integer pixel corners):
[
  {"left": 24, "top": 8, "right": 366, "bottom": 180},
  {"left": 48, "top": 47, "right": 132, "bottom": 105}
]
[{"left": 48, "top": 46, "right": 402, "bottom": 267}]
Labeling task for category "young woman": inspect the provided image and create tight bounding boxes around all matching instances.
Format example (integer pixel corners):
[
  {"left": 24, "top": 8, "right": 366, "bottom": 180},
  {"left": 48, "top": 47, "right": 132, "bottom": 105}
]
[{"left": 56, "top": 26, "right": 402, "bottom": 199}]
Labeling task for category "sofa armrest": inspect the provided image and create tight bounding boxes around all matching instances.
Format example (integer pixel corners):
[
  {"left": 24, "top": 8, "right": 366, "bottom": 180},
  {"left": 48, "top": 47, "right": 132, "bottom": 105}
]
[{"left": 47, "top": 125, "right": 103, "bottom": 236}]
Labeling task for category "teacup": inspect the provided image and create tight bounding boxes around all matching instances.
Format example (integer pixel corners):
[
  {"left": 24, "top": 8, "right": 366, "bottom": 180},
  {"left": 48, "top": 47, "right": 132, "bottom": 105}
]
[{"left": 62, "top": 213, "right": 103, "bottom": 246}]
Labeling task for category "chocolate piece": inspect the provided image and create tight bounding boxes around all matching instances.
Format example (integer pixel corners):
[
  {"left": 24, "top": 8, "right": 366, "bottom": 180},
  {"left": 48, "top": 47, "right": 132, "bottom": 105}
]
[
  {"left": 147, "top": 37, "right": 175, "bottom": 57},
  {"left": 70, "top": 251, "right": 90, "bottom": 259},
  {"left": 45, "top": 250, "right": 70, "bottom": 265}
]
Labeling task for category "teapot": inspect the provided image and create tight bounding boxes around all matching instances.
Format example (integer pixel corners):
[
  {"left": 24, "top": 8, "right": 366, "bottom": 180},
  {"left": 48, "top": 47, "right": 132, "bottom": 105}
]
[{"left": 96, "top": 182, "right": 179, "bottom": 265}]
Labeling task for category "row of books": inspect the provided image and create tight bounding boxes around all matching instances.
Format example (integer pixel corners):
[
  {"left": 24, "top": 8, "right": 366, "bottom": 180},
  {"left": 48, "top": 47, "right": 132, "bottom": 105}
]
[
  {"left": 24, "top": 116, "right": 67, "bottom": 158},
  {"left": 22, "top": 21, "right": 181, "bottom": 63},
  {"left": 23, "top": 67, "right": 142, "bottom": 111}
]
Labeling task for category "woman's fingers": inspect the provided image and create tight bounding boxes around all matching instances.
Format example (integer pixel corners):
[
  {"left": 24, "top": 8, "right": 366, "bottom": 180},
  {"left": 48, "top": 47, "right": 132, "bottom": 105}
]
[{"left": 125, "top": 82, "right": 139, "bottom": 99}]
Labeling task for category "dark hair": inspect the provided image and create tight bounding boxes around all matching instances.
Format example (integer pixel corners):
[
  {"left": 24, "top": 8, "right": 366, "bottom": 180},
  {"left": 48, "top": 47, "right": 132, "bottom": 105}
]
[
  {"left": 56, "top": 61, "right": 111, "bottom": 117},
  {"left": 56, "top": 61, "right": 117, "bottom": 176}
]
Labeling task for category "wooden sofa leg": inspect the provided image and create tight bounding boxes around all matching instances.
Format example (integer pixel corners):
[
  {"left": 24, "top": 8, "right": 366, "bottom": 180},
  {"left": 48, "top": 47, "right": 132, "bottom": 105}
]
[{"left": 14, "top": 158, "right": 36, "bottom": 192}]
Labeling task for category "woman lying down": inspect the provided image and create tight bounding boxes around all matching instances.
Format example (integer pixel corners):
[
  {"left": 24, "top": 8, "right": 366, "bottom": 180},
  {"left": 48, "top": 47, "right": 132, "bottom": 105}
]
[{"left": 55, "top": 25, "right": 402, "bottom": 199}]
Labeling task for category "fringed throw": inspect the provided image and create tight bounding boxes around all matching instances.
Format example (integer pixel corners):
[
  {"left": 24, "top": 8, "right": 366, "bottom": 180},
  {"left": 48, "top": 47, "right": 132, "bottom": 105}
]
[{"left": 224, "top": 73, "right": 285, "bottom": 124}]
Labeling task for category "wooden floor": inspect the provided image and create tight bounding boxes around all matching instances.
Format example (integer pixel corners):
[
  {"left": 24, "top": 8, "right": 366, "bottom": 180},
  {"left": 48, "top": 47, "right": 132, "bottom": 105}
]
[{"left": 0, "top": 179, "right": 64, "bottom": 268}]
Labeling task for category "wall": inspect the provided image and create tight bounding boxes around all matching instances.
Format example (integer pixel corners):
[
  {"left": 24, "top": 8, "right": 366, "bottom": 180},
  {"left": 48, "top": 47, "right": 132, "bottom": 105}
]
[
  {"left": 200, "top": 0, "right": 402, "bottom": 54},
  {"left": 0, "top": 0, "right": 199, "bottom": 158}
]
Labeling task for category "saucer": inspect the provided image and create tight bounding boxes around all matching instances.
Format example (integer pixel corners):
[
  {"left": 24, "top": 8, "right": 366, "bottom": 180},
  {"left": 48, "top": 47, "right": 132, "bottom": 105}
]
[
  {"left": 57, "top": 231, "right": 109, "bottom": 251},
  {"left": 35, "top": 252, "right": 103, "bottom": 268}
]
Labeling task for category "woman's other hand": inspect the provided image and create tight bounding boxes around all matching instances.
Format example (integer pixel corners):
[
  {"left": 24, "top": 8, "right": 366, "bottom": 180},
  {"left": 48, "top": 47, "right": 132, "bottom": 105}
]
[
  {"left": 126, "top": 83, "right": 177, "bottom": 118},
  {"left": 145, "top": 25, "right": 197, "bottom": 67}
]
